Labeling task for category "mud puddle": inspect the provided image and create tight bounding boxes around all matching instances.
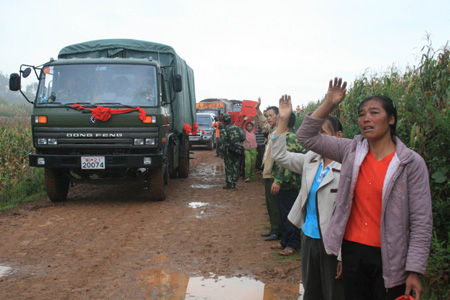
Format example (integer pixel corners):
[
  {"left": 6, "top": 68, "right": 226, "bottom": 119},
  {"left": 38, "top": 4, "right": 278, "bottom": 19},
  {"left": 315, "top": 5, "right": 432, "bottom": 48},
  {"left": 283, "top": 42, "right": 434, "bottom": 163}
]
[
  {"left": 0, "top": 265, "right": 12, "bottom": 277},
  {"left": 137, "top": 268, "right": 304, "bottom": 300}
]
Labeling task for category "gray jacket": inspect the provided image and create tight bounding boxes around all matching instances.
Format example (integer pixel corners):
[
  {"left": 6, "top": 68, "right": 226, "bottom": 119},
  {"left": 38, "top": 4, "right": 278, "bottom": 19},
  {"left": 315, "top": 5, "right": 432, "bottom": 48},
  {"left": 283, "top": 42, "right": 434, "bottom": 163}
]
[
  {"left": 297, "top": 114, "right": 432, "bottom": 288},
  {"left": 272, "top": 132, "right": 341, "bottom": 260}
]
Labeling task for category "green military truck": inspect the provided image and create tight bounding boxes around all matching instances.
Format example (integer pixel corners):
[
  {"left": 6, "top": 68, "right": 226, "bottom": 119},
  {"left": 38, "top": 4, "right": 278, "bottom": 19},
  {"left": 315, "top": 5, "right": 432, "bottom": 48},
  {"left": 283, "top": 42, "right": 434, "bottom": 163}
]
[{"left": 9, "top": 39, "right": 196, "bottom": 202}]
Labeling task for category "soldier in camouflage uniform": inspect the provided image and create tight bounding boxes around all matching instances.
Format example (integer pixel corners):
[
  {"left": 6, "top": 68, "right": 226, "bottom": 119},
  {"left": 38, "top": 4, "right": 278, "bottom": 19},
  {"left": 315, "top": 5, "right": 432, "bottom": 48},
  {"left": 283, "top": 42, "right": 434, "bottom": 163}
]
[
  {"left": 270, "top": 112, "right": 304, "bottom": 255},
  {"left": 219, "top": 113, "right": 246, "bottom": 189}
]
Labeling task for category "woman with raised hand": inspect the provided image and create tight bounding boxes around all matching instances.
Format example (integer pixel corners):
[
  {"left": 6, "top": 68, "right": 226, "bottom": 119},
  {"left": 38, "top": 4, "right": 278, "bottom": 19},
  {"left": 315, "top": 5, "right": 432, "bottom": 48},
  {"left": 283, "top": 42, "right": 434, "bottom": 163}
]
[
  {"left": 271, "top": 96, "right": 345, "bottom": 300},
  {"left": 295, "top": 78, "right": 432, "bottom": 300}
]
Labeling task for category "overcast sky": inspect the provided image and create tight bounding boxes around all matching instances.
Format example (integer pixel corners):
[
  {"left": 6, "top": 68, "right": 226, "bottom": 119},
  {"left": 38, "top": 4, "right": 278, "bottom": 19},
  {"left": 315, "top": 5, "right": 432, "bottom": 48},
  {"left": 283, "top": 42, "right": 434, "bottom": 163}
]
[{"left": 1, "top": 0, "right": 449, "bottom": 108}]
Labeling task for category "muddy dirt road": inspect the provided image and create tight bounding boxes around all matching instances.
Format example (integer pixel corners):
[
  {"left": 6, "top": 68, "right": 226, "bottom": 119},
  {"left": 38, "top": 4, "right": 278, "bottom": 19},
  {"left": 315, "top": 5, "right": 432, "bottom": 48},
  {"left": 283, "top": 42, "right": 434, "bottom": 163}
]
[{"left": 0, "top": 149, "right": 302, "bottom": 300}]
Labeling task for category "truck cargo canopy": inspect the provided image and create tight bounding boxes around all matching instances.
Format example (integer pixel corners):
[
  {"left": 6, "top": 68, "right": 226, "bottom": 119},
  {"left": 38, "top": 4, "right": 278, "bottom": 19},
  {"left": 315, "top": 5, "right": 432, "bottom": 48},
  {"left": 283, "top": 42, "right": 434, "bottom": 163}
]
[{"left": 58, "top": 39, "right": 177, "bottom": 60}]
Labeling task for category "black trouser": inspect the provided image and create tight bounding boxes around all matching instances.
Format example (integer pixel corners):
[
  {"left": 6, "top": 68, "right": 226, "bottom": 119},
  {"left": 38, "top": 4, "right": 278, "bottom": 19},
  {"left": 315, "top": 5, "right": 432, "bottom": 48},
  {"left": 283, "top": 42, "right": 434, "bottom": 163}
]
[
  {"left": 215, "top": 137, "right": 220, "bottom": 155},
  {"left": 342, "top": 240, "right": 406, "bottom": 300},
  {"left": 278, "top": 189, "right": 301, "bottom": 249},
  {"left": 301, "top": 235, "right": 345, "bottom": 300},
  {"left": 264, "top": 178, "right": 281, "bottom": 236}
]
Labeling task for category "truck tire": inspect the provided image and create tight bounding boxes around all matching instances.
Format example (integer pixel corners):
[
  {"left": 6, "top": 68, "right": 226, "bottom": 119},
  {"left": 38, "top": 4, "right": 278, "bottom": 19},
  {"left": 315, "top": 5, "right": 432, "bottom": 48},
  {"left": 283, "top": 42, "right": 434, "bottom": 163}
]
[
  {"left": 149, "top": 166, "right": 167, "bottom": 201},
  {"left": 207, "top": 140, "right": 213, "bottom": 150},
  {"left": 177, "top": 139, "right": 190, "bottom": 178},
  {"left": 168, "top": 140, "right": 178, "bottom": 178},
  {"left": 45, "top": 168, "right": 70, "bottom": 202}
]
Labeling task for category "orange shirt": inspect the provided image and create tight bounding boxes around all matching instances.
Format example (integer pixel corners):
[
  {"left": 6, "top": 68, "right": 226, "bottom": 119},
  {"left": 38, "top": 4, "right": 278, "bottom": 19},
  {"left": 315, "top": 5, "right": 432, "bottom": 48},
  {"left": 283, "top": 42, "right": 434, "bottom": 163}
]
[
  {"left": 213, "top": 122, "right": 220, "bottom": 138},
  {"left": 344, "top": 150, "right": 395, "bottom": 247}
]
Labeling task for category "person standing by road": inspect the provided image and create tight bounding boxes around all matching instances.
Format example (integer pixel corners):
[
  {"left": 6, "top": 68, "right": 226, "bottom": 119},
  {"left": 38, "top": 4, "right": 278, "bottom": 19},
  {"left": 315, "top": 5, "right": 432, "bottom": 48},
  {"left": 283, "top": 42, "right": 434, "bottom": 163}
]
[
  {"left": 241, "top": 116, "right": 258, "bottom": 182},
  {"left": 269, "top": 112, "right": 304, "bottom": 256},
  {"left": 256, "top": 98, "right": 282, "bottom": 241},
  {"left": 213, "top": 117, "right": 222, "bottom": 157},
  {"left": 219, "top": 113, "right": 246, "bottom": 189},
  {"left": 255, "top": 127, "right": 266, "bottom": 171},
  {"left": 296, "top": 78, "right": 432, "bottom": 300},
  {"left": 272, "top": 97, "right": 345, "bottom": 299}
]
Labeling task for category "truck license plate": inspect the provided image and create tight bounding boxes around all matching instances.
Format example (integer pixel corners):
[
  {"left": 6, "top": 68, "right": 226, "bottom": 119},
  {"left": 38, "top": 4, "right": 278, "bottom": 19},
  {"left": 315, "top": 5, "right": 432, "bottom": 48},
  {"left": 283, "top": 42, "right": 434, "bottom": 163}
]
[{"left": 81, "top": 156, "right": 105, "bottom": 169}]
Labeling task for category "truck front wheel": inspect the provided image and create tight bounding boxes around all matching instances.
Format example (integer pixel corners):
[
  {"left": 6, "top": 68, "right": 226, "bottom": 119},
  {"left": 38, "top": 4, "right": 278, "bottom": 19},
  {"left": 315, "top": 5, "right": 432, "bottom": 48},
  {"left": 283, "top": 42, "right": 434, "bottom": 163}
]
[
  {"left": 45, "top": 168, "right": 70, "bottom": 202},
  {"left": 148, "top": 166, "right": 168, "bottom": 201},
  {"left": 177, "top": 139, "right": 190, "bottom": 178}
]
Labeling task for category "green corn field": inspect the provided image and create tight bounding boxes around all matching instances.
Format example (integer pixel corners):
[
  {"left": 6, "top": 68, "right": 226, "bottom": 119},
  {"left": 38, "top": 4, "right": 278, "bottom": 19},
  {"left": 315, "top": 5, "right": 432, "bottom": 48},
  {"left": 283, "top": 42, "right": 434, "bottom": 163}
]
[{"left": 0, "top": 101, "right": 45, "bottom": 208}]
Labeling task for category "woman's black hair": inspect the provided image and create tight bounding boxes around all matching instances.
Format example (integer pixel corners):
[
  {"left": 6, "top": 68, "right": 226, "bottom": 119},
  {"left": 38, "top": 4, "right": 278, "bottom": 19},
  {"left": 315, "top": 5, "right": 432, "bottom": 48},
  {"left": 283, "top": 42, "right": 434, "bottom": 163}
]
[
  {"left": 325, "top": 115, "right": 343, "bottom": 134},
  {"left": 246, "top": 121, "right": 254, "bottom": 126},
  {"left": 358, "top": 95, "right": 397, "bottom": 137},
  {"left": 288, "top": 112, "right": 296, "bottom": 128}
]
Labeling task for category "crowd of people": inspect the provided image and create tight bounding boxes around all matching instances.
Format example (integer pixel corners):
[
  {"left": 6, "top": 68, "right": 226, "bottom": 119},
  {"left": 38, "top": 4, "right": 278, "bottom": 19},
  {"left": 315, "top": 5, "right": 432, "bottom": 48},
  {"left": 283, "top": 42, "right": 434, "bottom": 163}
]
[{"left": 213, "top": 77, "right": 432, "bottom": 300}]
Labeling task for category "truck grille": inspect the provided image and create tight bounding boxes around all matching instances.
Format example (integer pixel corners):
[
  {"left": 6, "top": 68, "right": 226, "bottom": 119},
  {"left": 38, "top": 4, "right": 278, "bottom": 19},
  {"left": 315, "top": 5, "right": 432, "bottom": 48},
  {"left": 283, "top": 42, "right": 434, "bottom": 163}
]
[{"left": 33, "top": 127, "right": 158, "bottom": 148}]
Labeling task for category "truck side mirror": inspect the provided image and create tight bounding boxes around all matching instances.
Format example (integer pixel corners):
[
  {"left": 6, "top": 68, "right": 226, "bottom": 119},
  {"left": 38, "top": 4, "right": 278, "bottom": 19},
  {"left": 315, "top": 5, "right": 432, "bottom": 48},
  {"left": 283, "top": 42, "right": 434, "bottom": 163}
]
[
  {"left": 173, "top": 74, "right": 182, "bottom": 92},
  {"left": 23, "top": 67, "right": 32, "bottom": 78},
  {"left": 9, "top": 73, "right": 21, "bottom": 91}
]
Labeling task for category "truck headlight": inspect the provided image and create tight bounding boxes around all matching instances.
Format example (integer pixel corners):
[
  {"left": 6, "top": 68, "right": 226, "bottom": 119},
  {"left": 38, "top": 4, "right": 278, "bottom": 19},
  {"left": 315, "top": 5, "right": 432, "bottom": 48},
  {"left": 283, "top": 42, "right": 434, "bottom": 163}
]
[
  {"left": 37, "top": 138, "right": 48, "bottom": 145},
  {"left": 145, "top": 138, "right": 156, "bottom": 145},
  {"left": 48, "top": 138, "right": 58, "bottom": 145},
  {"left": 134, "top": 138, "right": 144, "bottom": 146}
]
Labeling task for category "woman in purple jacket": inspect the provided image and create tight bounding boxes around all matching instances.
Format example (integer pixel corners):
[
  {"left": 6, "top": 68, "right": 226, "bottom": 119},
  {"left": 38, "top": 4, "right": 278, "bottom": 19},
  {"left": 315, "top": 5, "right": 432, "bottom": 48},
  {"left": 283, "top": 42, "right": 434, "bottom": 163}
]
[{"left": 285, "top": 78, "right": 432, "bottom": 300}]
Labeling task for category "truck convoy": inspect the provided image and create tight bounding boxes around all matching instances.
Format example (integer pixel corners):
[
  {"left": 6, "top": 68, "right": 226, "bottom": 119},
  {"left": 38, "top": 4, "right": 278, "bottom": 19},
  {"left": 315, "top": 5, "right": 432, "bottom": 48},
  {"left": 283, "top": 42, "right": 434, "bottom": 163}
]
[
  {"left": 190, "top": 98, "right": 242, "bottom": 149},
  {"left": 196, "top": 98, "right": 242, "bottom": 117},
  {"left": 9, "top": 39, "right": 196, "bottom": 202}
]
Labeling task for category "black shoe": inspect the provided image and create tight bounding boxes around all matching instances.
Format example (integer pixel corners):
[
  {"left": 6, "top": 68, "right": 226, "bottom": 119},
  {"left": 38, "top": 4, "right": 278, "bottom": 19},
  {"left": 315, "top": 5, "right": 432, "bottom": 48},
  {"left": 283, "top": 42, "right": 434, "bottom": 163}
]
[
  {"left": 261, "top": 231, "right": 272, "bottom": 237},
  {"left": 265, "top": 234, "right": 280, "bottom": 241},
  {"left": 223, "top": 185, "right": 235, "bottom": 189}
]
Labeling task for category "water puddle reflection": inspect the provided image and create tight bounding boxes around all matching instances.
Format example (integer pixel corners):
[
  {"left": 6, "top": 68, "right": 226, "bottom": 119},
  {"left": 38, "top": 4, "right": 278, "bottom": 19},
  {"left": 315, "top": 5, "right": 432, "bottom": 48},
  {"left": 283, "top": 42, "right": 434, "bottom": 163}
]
[
  {"left": 190, "top": 163, "right": 224, "bottom": 184},
  {"left": 188, "top": 202, "right": 208, "bottom": 208},
  {"left": 212, "top": 165, "right": 224, "bottom": 172},
  {"left": 190, "top": 184, "right": 218, "bottom": 189},
  {"left": 137, "top": 268, "right": 303, "bottom": 300},
  {"left": 188, "top": 202, "right": 210, "bottom": 218},
  {"left": 0, "top": 265, "right": 12, "bottom": 277}
]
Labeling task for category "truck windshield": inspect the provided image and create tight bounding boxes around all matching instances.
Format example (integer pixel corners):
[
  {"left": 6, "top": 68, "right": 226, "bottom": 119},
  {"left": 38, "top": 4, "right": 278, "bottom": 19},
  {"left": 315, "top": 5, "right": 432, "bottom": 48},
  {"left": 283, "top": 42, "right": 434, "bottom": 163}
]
[
  {"left": 36, "top": 64, "right": 158, "bottom": 107},
  {"left": 196, "top": 115, "right": 213, "bottom": 128}
]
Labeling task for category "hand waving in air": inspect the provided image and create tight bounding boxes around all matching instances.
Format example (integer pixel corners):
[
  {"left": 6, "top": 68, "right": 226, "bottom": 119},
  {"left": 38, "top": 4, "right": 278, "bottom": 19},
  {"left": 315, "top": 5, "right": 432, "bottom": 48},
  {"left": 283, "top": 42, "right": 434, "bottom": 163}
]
[
  {"left": 275, "top": 95, "right": 293, "bottom": 135},
  {"left": 279, "top": 95, "right": 292, "bottom": 120},
  {"left": 256, "top": 97, "right": 261, "bottom": 110},
  {"left": 311, "top": 77, "right": 347, "bottom": 119},
  {"left": 326, "top": 77, "right": 347, "bottom": 106}
]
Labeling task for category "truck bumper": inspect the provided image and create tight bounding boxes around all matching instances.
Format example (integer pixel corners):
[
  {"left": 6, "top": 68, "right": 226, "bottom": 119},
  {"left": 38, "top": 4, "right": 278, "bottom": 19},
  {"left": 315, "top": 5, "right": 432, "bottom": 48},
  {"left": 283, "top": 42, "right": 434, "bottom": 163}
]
[
  {"left": 29, "top": 153, "right": 163, "bottom": 169},
  {"left": 189, "top": 135, "right": 213, "bottom": 145}
]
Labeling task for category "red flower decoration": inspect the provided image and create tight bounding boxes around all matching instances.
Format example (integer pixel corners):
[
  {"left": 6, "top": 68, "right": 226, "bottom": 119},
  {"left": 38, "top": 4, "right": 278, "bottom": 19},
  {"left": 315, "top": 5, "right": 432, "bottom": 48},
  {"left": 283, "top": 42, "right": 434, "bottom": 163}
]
[
  {"left": 92, "top": 106, "right": 112, "bottom": 121},
  {"left": 184, "top": 124, "right": 192, "bottom": 135},
  {"left": 73, "top": 103, "right": 147, "bottom": 122},
  {"left": 192, "top": 122, "right": 199, "bottom": 135}
]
